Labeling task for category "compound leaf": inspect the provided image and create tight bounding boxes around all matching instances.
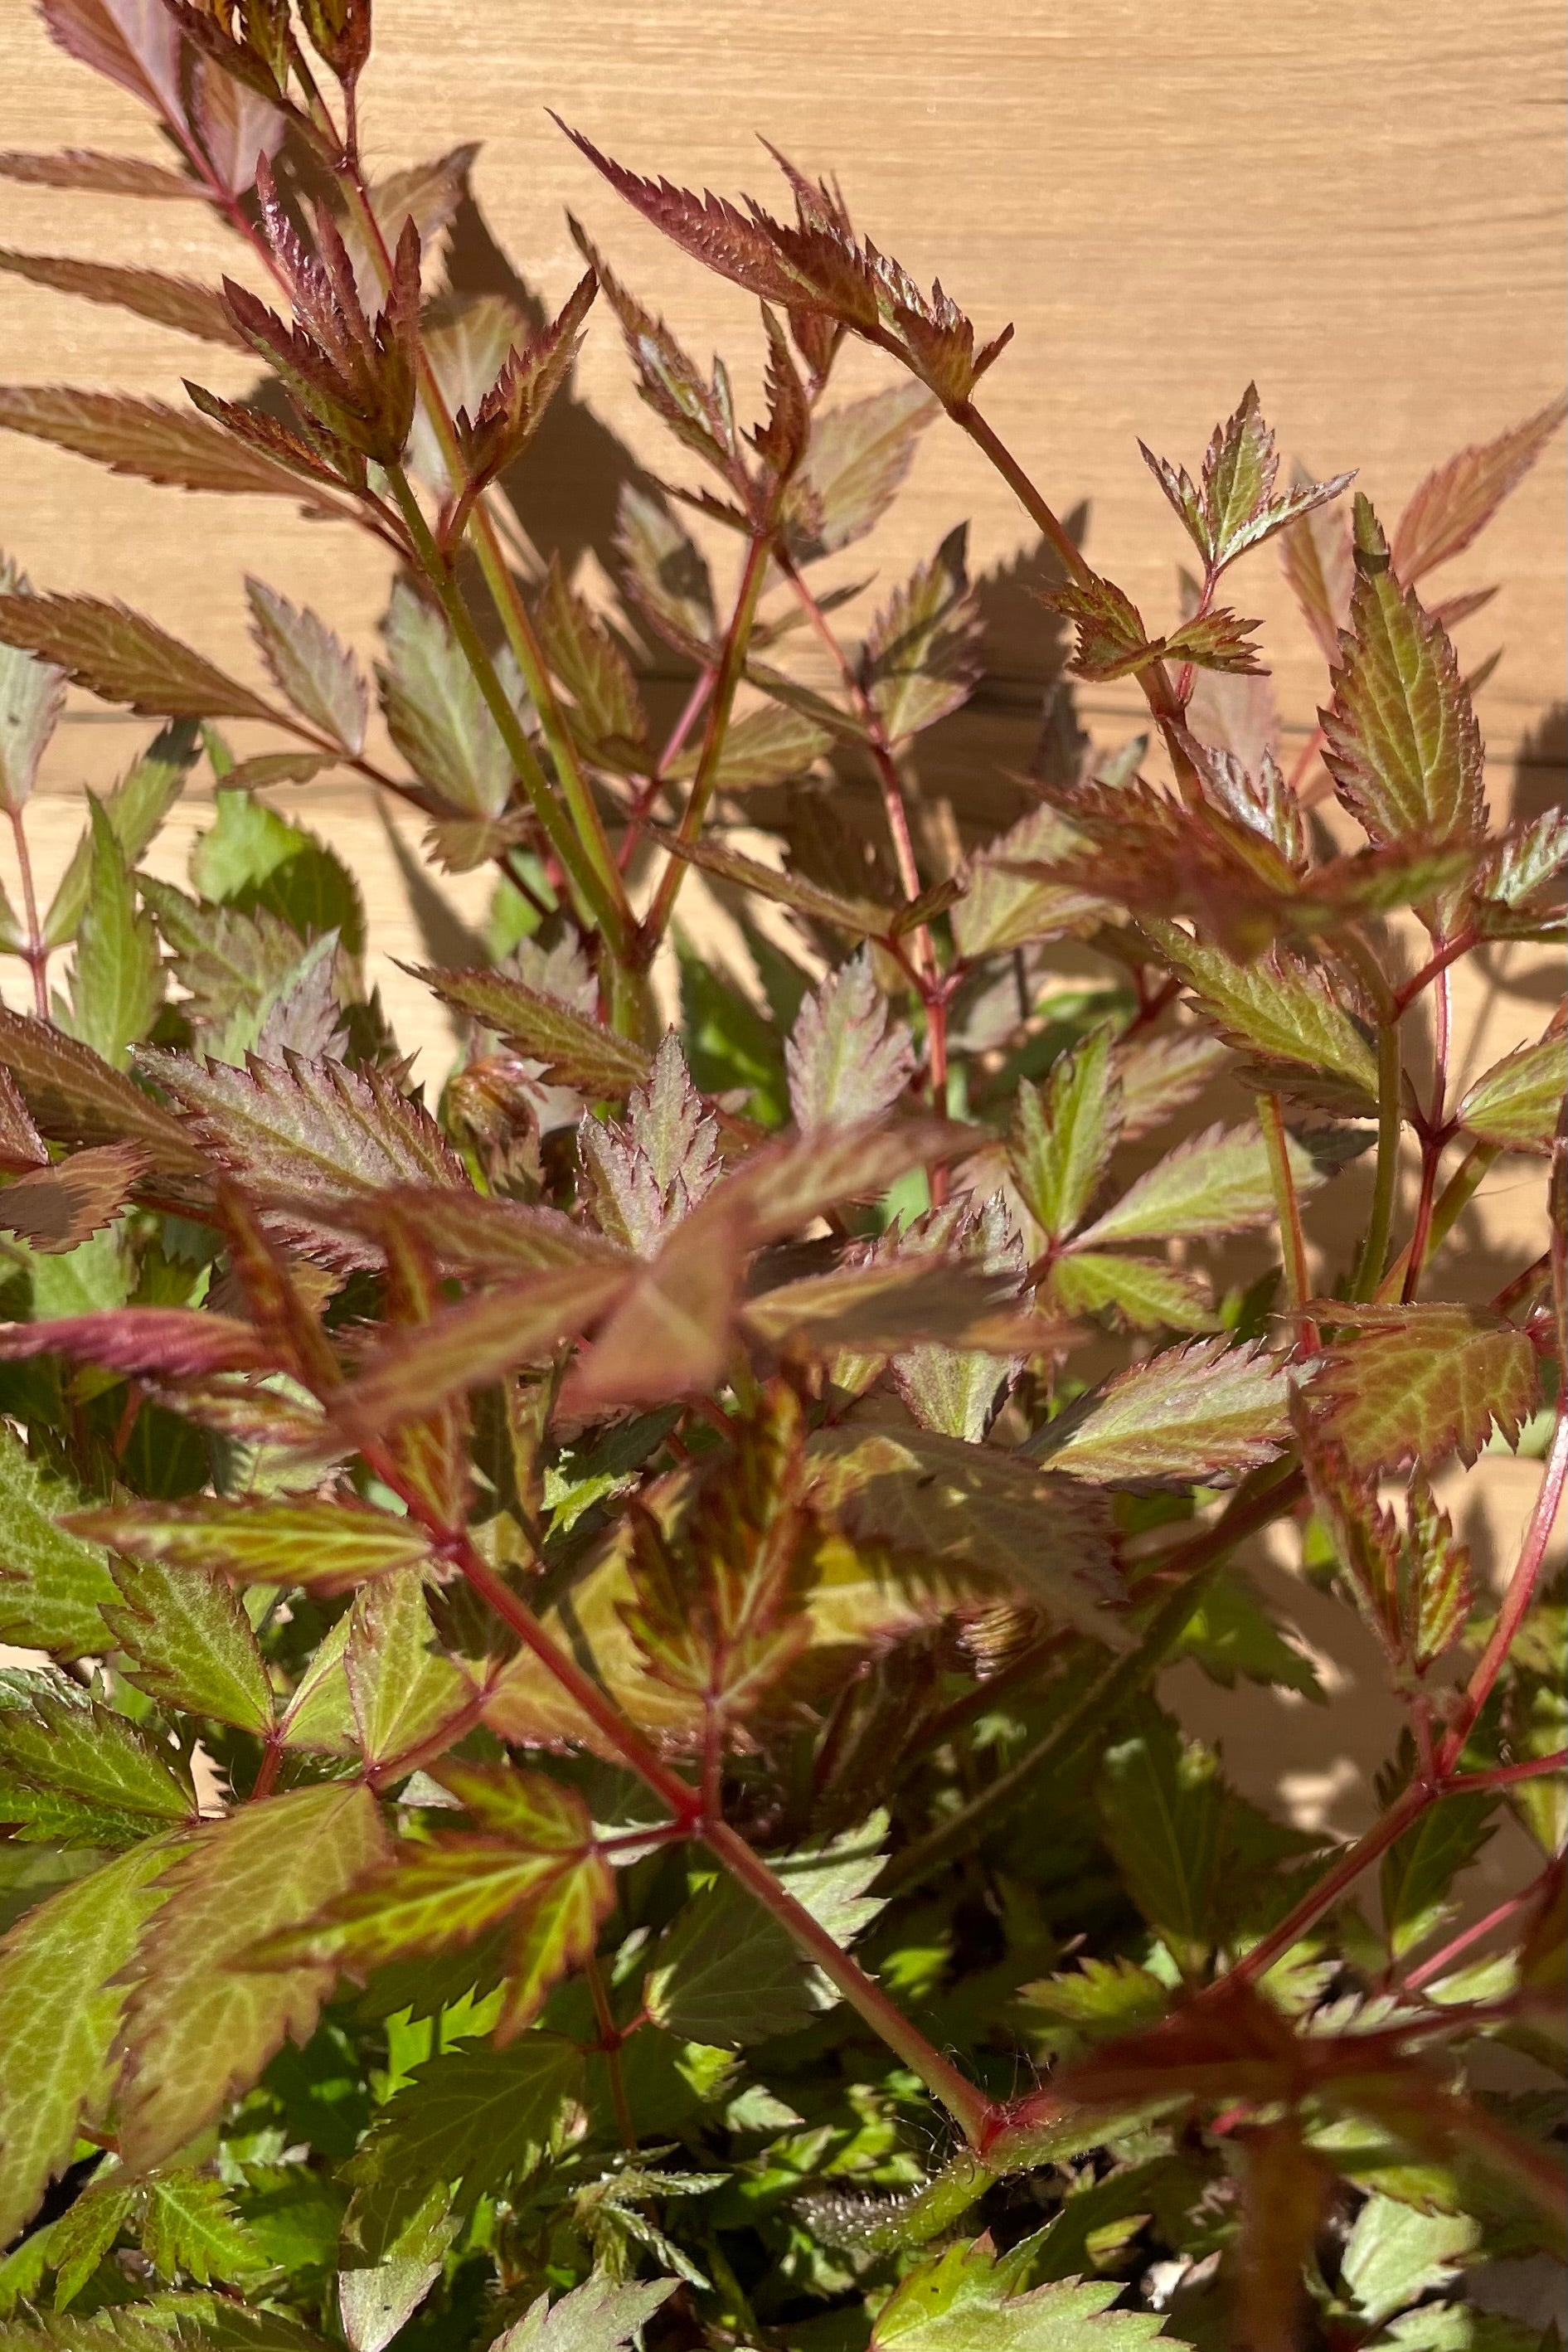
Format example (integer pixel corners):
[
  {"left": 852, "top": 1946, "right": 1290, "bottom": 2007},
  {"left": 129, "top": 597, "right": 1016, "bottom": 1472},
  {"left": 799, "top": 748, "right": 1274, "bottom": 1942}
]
[
  {"left": 102, "top": 1553, "right": 274, "bottom": 1734},
  {"left": 119, "top": 1781, "right": 388, "bottom": 2170},
  {"left": 1009, "top": 1027, "right": 1120, "bottom": 1242},
  {"left": 869, "top": 2228, "right": 1168, "bottom": 2352}
]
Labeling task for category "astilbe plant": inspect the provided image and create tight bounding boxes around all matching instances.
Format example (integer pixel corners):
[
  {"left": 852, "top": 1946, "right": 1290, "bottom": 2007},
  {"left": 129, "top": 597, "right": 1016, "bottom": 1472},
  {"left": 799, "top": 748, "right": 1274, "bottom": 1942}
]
[{"left": 0, "top": 2, "right": 1562, "bottom": 2345}]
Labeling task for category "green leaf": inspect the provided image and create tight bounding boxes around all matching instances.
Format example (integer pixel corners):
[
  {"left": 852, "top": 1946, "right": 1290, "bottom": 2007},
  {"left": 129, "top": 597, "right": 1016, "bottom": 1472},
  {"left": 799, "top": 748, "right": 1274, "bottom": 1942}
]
[
  {"left": 0, "top": 555, "right": 65, "bottom": 815},
  {"left": 138, "top": 2169, "right": 269, "bottom": 2286},
  {"left": 337, "top": 2184, "right": 455, "bottom": 2352},
  {"left": 0, "top": 1673, "right": 194, "bottom": 1844},
  {"left": 1456, "top": 1031, "right": 1566, "bottom": 1152},
  {"left": 1097, "top": 1721, "right": 1224, "bottom": 1974},
  {"left": 415, "top": 965, "right": 653, "bottom": 1095},
  {"left": 1380, "top": 1793, "right": 1498, "bottom": 1962},
  {"left": 65, "top": 799, "right": 163, "bottom": 1067},
  {"left": 1079, "top": 1117, "right": 1323, "bottom": 1245},
  {"left": 0, "top": 1424, "right": 119, "bottom": 1657},
  {"left": 1321, "top": 497, "right": 1485, "bottom": 847},
  {"left": 785, "top": 950, "right": 913, "bottom": 1134},
  {"left": 342, "top": 1567, "right": 473, "bottom": 1772},
  {"left": 119, "top": 1782, "right": 388, "bottom": 2170},
  {"left": 42, "top": 720, "right": 197, "bottom": 950},
  {"left": 342, "top": 2034, "right": 583, "bottom": 2257},
  {"left": 1339, "top": 2191, "right": 1480, "bottom": 2323},
  {"left": 1312, "top": 1305, "right": 1540, "bottom": 1475},
  {"left": 140, "top": 879, "right": 331, "bottom": 1063},
  {"left": 868, "top": 2229, "right": 1168, "bottom": 2352},
  {"left": 379, "top": 579, "right": 512, "bottom": 819},
  {"left": 245, "top": 577, "right": 367, "bottom": 755},
  {"left": 614, "top": 484, "right": 716, "bottom": 659},
  {"left": 1140, "top": 918, "right": 1379, "bottom": 1108},
  {"left": 862, "top": 529, "right": 981, "bottom": 742},
  {"left": 647, "top": 1812, "right": 887, "bottom": 2046},
  {"left": 0, "top": 591, "right": 280, "bottom": 724},
  {"left": 43, "top": 2169, "right": 138, "bottom": 2306},
  {"left": 102, "top": 1553, "right": 274, "bottom": 1733},
  {"left": 488, "top": 2274, "right": 679, "bottom": 2352},
  {"left": 677, "top": 947, "right": 789, "bottom": 1125},
  {"left": 952, "top": 803, "right": 1104, "bottom": 960},
  {"left": 0, "top": 1842, "right": 172, "bottom": 2242},
  {"left": 667, "top": 698, "right": 830, "bottom": 793},
  {"left": 273, "top": 1761, "right": 611, "bottom": 2041},
  {"left": 806, "top": 1422, "right": 1121, "bottom": 1642},
  {"left": 1032, "top": 1335, "right": 1292, "bottom": 1486},
  {"left": 1009, "top": 1026, "right": 1119, "bottom": 1242},
  {"left": 1051, "top": 1251, "right": 1215, "bottom": 1334},
  {"left": 1173, "top": 1564, "right": 1323, "bottom": 1699},
  {"left": 67, "top": 1496, "right": 435, "bottom": 1596},
  {"left": 188, "top": 789, "right": 365, "bottom": 954},
  {"left": 1140, "top": 383, "right": 1352, "bottom": 573}
]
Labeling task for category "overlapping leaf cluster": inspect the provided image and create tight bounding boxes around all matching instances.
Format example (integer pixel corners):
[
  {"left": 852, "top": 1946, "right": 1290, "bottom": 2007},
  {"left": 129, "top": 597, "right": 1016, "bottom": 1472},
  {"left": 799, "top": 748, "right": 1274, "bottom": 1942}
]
[{"left": 0, "top": 2, "right": 1561, "bottom": 2345}]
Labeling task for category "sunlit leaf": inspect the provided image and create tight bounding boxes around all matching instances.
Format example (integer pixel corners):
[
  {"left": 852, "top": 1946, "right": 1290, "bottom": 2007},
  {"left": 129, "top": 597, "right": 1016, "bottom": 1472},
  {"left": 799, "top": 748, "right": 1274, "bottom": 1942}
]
[
  {"left": 0, "top": 591, "right": 279, "bottom": 723},
  {"left": 1140, "top": 384, "right": 1352, "bottom": 574},
  {"left": 786, "top": 950, "right": 913, "bottom": 1133},
  {"left": 0, "top": 1141, "right": 145, "bottom": 1254},
  {"left": 415, "top": 965, "right": 653, "bottom": 1095},
  {"left": 1051, "top": 1251, "right": 1215, "bottom": 1334},
  {"left": 1455, "top": 1028, "right": 1566, "bottom": 1153},
  {"left": 120, "top": 1782, "right": 388, "bottom": 2170},
  {"left": 1079, "top": 1118, "right": 1323, "bottom": 1245},
  {"left": 66, "top": 1496, "right": 434, "bottom": 1595},
  {"left": 1140, "top": 918, "right": 1379, "bottom": 1109},
  {"left": 0, "top": 245, "right": 243, "bottom": 348},
  {"left": 103, "top": 1552, "right": 274, "bottom": 1734},
  {"left": 488, "top": 2272, "right": 679, "bottom": 2352},
  {"left": 1033, "top": 1336, "right": 1292, "bottom": 1487},
  {"left": 1009, "top": 1026, "right": 1119, "bottom": 1242},
  {"left": 1391, "top": 394, "right": 1568, "bottom": 584},
  {"left": 1309, "top": 1305, "right": 1539, "bottom": 1475},
  {"left": 868, "top": 2227, "right": 1168, "bottom": 2352},
  {"left": 0, "top": 1843, "right": 172, "bottom": 2244},
  {"left": 0, "top": 1670, "right": 195, "bottom": 1845},
  {"left": 65, "top": 799, "right": 163, "bottom": 1067},
  {"left": 246, "top": 577, "right": 367, "bottom": 755},
  {"left": 1321, "top": 498, "right": 1486, "bottom": 848},
  {"left": 43, "top": 718, "right": 197, "bottom": 950},
  {"left": 0, "top": 1423, "right": 119, "bottom": 1658}
]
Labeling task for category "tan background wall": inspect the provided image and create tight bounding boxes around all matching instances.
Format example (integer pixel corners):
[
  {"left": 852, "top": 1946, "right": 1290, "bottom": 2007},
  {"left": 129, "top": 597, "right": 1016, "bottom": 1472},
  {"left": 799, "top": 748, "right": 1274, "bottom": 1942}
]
[{"left": 0, "top": 2, "right": 1562, "bottom": 1876}]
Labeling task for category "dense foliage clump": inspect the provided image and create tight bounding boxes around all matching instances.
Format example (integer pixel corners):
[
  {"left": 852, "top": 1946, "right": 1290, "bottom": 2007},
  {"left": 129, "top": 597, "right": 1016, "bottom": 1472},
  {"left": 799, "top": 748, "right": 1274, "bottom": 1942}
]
[{"left": 0, "top": 2, "right": 1562, "bottom": 2344}]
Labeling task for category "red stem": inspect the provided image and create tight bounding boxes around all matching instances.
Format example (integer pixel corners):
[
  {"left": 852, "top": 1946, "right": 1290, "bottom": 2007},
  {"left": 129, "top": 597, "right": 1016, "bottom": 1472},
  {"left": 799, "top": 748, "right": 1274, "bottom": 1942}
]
[
  {"left": 1442, "top": 1751, "right": 1567, "bottom": 1796},
  {"left": 1441, "top": 1403, "right": 1568, "bottom": 1771},
  {"left": 618, "top": 664, "right": 717, "bottom": 872},
  {"left": 1402, "top": 1873, "right": 1549, "bottom": 1993}
]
